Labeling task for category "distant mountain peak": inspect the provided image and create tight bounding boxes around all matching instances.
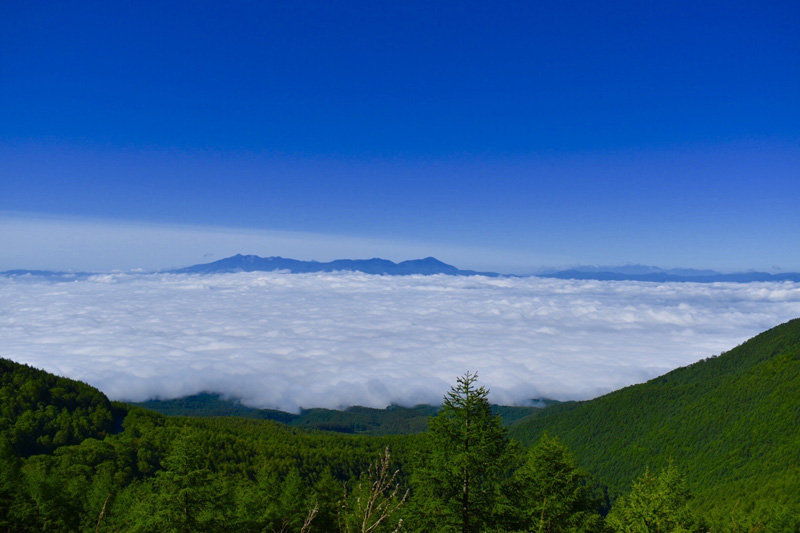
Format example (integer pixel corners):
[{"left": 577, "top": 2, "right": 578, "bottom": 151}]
[{"left": 167, "top": 254, "right": 501, "bottom": 277}]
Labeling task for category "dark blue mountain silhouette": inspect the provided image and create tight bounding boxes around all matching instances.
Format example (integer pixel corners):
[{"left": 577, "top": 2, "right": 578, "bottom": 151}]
[
  {"left": 537, "top": 269, "right": 800, "bottom": 283},
  {"left": 4, "top": 259, "right": 799, "bottom": 283},
  {"left": 542, "top": 264, "right": 721, "bottom": 277},
  {"left": 167, "top": 254, "right": 501, "bottom": 277}
]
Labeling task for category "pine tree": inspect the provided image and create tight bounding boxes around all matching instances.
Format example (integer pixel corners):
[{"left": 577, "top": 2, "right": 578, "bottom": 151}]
[
  {"left": 312, "top": 467, "right": 342, "bottom": 532},
  {"left": 148, "top": 431, "right": 230, "bottom": 532},
  {"left": 606, "top": 464, "right": 699, "bottom": 532},
  {"left": 278, "top": 467, "right": 313, "bottom": 531},
  {"left": 513, "top": 434, "right": 605, "bottom": 532},
  {"left": 412, "top": 371, "right": 513, "bottom": 533}
]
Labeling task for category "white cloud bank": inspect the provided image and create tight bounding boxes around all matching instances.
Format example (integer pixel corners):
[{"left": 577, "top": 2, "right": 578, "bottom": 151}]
[{"left": 2, "top": 273, "right": 799, "bottom": 412}]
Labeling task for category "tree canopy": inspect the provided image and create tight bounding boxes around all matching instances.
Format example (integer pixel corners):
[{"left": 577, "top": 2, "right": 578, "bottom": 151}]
[{"left": 411, "top": 371, "right": 517, "bottom": 532}]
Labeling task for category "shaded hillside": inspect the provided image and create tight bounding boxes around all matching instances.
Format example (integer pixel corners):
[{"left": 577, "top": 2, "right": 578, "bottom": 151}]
[
  {"left": 0, "top": 359, "right": 116, "bottom": 456},
  {"left": 0, "top": 360, "right": 583, "bottom": 532},
  {"left": 509, "top": 318, "right": 800, "bottom": 523},
  {"left": 132, "top": 393, "right": 300, "bottom": 424},
  {"left": 0, "top": 358, "right": 416, "bottom": 531},
  {"left": 134, "top": 394, "right": 543, "bottom": 434}
]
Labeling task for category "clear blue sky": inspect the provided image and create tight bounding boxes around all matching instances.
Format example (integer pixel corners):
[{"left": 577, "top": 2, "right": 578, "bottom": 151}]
[{"left": 1, "top": 1, "right": 799, "bottom": 272}]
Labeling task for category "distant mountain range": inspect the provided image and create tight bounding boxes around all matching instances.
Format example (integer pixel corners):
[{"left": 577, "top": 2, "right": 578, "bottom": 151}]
[
  {"left": 165, "top": 254, "right": 501, "bottom": 276},
  {"left": 3, "top": 255, "right": 800, "bottom": 283},
  {"left": 538, "top": 266, "right": 800, "bottom": 283},
  {"left": 543, "top": 264, "right": 722, "bottom": 277},
  {"left": 162, "top": 256, "right": 800, "bottom": 282}
]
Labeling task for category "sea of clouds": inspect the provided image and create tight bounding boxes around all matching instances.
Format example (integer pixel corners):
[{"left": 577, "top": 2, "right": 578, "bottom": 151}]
[{"left": 2, "top": 272, "right": 800, "bottom": 412}]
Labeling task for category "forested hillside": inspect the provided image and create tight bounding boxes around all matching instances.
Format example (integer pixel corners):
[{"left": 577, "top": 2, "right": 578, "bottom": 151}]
[
  {"left": 2, "top": 319, "right": 799, "bottom": 531},
  {"left": 510, "top": 318, "right": 800, "bottom": 527},
  {"left": 0, "top": 359, "right": 116, "bottom": 456},
  {"left": 0, "top": 361, "right": 414, "bottom": 531},
  {"left": 1, "top": 360, "right": 610, "bottom": 532}
]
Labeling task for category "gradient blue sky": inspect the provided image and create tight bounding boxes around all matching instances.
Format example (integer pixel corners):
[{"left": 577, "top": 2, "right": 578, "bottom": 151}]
[{"left": 2, "top": 1, "right": 799, "bottom": 273}]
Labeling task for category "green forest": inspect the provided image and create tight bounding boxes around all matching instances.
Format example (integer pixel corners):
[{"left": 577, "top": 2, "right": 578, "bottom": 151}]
[
  {"left": 1, "top": 319, "right": 800, "bottom": 531},
  {"left": 132, "top": 394, "right": 545, "bottom": 435}
]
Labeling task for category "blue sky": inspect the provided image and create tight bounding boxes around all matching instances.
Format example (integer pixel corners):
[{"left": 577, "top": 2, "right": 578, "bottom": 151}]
[{"left": 2, "top": 1, "right": 799, "bottom": 273}]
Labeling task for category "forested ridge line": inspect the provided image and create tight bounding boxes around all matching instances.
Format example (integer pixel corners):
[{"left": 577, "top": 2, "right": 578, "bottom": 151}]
[
  {"left": 510, "top": 317, "right": 800, "bottom": 526},
  {"left": 132, "top": 394, "right": 546, "bottom": 435}
]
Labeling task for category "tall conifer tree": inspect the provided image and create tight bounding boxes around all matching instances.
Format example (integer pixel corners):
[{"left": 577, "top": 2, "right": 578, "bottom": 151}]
[{"left": 412, "top": 372, "right": 512, "bottom": 532}]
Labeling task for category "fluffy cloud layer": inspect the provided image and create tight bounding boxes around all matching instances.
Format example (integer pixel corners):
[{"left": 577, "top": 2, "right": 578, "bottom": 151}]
[{"left": 2, "top": 272, "right": 800, "bottom": 411}]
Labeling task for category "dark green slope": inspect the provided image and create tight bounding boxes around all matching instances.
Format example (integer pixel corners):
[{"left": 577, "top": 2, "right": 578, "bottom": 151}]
[
  {"left": 0, "top": 359, "right": 414, "bottom": 532},
  {"left": 131, "top": 393, "right": 301, "bottom": 423},
  {"left": 0, "top": 358, "right": 116, "bottom": 456},
  {"left": 134, "top": 394, "right": 543, "bottom": 434},
  {"left": 509, "top": 318, "right": 800, "bottom": 522}
]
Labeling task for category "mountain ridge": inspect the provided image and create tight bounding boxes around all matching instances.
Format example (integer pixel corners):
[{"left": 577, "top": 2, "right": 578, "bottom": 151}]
[
  {"left": 538, "top": 268, "right": 800, "bottom": 283},
  {"left": 3, "top": 255, "right": 800, "bottom": 283},
  {"left": 165, "top": 253, "right": 502, "bottom": 276}
]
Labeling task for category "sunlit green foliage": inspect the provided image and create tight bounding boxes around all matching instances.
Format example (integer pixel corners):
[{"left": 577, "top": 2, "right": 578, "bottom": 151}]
[
  {"left": 606, "top": 464, "right": 700, "bottom": 533},
  {"left": 511, "top": 434, "right": 605, "bottom": 532},
  {"left": 0, "top": 358, "right": 114, "bottom": 456},
  {"left": 409, "top": 371, "right": 518, "bottom": 532},
  {"left": 510, "top": 318, "right": 800, "bottom": 530}
]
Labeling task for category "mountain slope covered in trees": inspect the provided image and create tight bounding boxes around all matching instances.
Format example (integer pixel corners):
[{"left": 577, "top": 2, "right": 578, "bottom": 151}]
[
  {"left": 509, "top": 317, "right": 800, "bottom": 525},
  {"left": 0, "top": 359, "right": 117, "bottom": 457},
  {"left": 1, "top": 360, "right": 607, "bottom": 532}
]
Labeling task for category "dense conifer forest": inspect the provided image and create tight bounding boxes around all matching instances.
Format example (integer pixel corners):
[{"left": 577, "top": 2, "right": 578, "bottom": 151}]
[
  {"left": 1, "top": 319, "right": 799, "bottom": 531},
  {"left": 510, "top": 318, "right": 800, "bottom": 529}
]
